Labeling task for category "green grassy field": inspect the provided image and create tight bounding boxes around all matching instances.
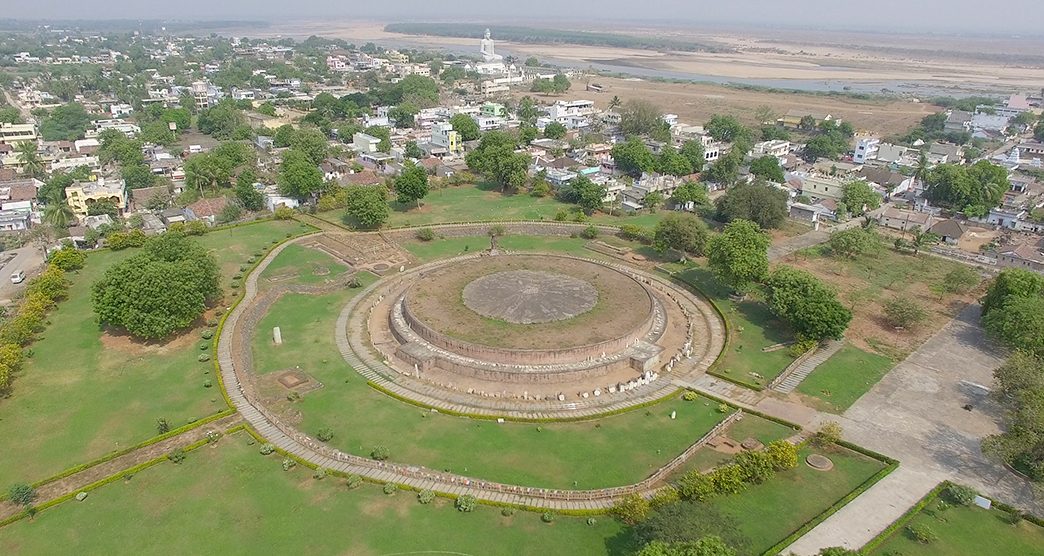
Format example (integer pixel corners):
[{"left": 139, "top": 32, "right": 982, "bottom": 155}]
[
  {"left": 673, "top": 266, "right": 796, "bottom": 389},
  {"left": 257, "top": 243, "right": 349, "bottom": 287},
  {"left": 797, "top": 344, "right": 895, "bottom": 413},
  {"left": 252, "top": 287, "right": 731, "bottom": 489},
  {"left": 317, "top": 183, "right": 669, "bottom": 230},
  {"left": 668, "top": 415, "right": 798, "bottom": 477},
  {"left": 402, "top": 235, "right": 607, "bottom": 263},
  {"left": 869, "top": 495, "right": 1044, "bottom": 555},
  {"left": 0, "top": 220, "right": 307, "bottom": 487},
  {"left": 715, "top": 445, "right": 886, "bottom": 555},
  {"left": 0, "top": 432, "right": 624, "bottom": 556}
]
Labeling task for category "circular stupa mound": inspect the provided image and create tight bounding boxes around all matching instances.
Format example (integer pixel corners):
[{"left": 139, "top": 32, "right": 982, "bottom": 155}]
[{"left": 462, "top": 270, "right": 598, "bottom": 324}]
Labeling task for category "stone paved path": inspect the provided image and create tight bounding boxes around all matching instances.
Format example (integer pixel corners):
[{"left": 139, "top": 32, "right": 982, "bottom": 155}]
[{"left": 772, "top": 339, "right": 845, "bottom": 394}]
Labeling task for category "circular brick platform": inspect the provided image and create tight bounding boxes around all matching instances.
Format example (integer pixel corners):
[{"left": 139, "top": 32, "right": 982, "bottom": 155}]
[{"left": 462, "top": 270, "right": 598, "bottom": 324}]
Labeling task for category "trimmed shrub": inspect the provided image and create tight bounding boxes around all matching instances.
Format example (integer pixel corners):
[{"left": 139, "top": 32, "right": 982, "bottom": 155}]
[
  {"left": 274, "top": 206, "right": 295, "bottom": 220},
  {"left": 455, "top": 494, "right": 477, "bottom": 512},
  {"left": 677, "top": 469, "right": 716, "bottom": 501},
  {"left": 345, "top": 474, "right": 362, "bottom": 489},
  {"left": 198, "top": 354, "right": 210, "bottom": 362},
  {"left": 649, "top": 486, "right": 680, "bottom": 509},
  {"left": 709, "top": 464, "right": 746, "bottom": 496},
  {"left": 313, "top": 468, "right": 327, "bottom": 480},
  {"left": 48, "top": 247, "right": 87, "bottom": 271},
  {"left": 541, "top": 511, "right": 555, "bottom": 523},
  {"left": 944, "top": 484, "right": 977, "bottom": 506},
  {"left": 418, "top": 489, "right": 436, "bottom": 504},
  {"left": 281, "top": 458, "right": 296, "bottom": 471},
  {"left": 501, "top": 507, "right": 515, "bottom": 517},
  {"left": 382, "top": 483, "right": 398, "bottom": 495},
  {"left": 765, "top": 440, "right": 799, "bottom": 470},
  {"left": 316, "top": 427, "right": 334, "bottom": 442},
  {"left": 908, "top": 523, "right": 938, "bottom": 544},
  {"left": 259, "top": 443, "right": 275, "bottom": 455},
  {"left": 611, "top": 493, "right": 651, "bottom": 525},
  {"left": 167, "top": 448, "right": 186, "bottom": 464},
  {"left": 736, "top": 450, "right": 775, "bottom": 484},
  {"left": 201, "top": 329, "right": 214, "bottom": 340},
  {"left": 814, "top": 422, "right": 843, "bottom": 447},
  {"left": 370, "top": 445, "right": 389, "bottom": 461},
  {"left": 682, "top": 390, "right": 699, "bottom": 402},
  {"left": 580, "top": 225, "right": 600, "bottom": 239},
  {"left": 415, "top": 227, "right": 436, "bottom": 241},
  {"left": 586, "top": 517, "right": 597, "bottom": 526}
]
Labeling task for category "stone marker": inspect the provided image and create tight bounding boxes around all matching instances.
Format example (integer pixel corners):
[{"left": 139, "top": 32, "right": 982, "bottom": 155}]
[
  {"left": 497, "top": 418, "right": 505, "bottom": 424},
  {"left": 670, "top": 410, "right": 676, "bottom": 420},
  {"left": 75, "top": 492, "right": 88, "bottom": 501},
  {"left": 273, "top": 326, "right": 282, "bottom": 345}
]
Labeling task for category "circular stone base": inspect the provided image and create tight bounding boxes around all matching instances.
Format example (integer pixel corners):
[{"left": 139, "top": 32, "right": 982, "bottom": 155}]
[
  {"left": 462, "top": 270, "right": 597, "bottom": 324},
  {"left": 806, "top": 454, "right": 834, "bottom": 471}
]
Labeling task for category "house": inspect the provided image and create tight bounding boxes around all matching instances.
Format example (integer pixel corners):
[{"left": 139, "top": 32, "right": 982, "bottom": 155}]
[
  {"left": 875, "top": 143, "right": 908, "bottom": 165},
  {"left": 430, "top": 123, "right": 461, "bottom": 154},
  {"left": 109, "top": 103, "right": 134, "bottom": 117},
  {"left": 853, "top": 137, "right": 880, "bottom": 164},
  {"left": 0, "top": 179, "right": 40, "bottom": 213},
  {"left": 339, "top": 170, "right": 382, "bottom": 187},
  {"left": 0, "top": 210, "right": 30, "bottom": 232},
  {"left": 83, "top": 214, "right": 114, "bottom": 230},
  {"left": 777, "top": 110, "right": 833, "bottom": 128},
  {"left": 878, "top": 206, "right": 936, "bottom": 232},
  {"left": 943, "top": 110, "right": 973, "bottom": 133},
  {"left": 186, "top": 197, "right": 229, "bottom": 225},
  {"left": 160, "top": 207, "right": 189, "bottom": 225},
  {"left": 0, "top": 122, "right": 37, "bottom": 144},
  {"left": 929, "top": 218, "right": 967, "bottom": 245},
  {"left": 353, "top": 132, "right": 381, "bottom": 154},
  {"left": 752, "top": 140, "right": 791, "bottom": 159},
  {"left": 856, "top": 166, "right": 913, "bottom": 196},
  {"left": 998, "top": 239, "right": 1044, "bottom": 273},
  {"left": 66, "top": 177, "right": 127, "bottom": 217},
  {"left": 929, "top": 143, "right": 964, "bottom": 164},
  {"left": 790, "top": 173, "right": 846, "bottom": 201},
  {"left": 129, "top": 185, "right": 171, "bottom": 212}
]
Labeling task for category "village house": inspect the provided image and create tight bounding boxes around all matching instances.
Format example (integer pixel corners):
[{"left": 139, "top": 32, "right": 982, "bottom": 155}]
[
  {"left": 878, "top": 206, "right": 936, "bottom": 232},
  {"left": 66, "top": 177, "right": 127, "bottom": 217},
  {"left": 998, "top": 238, "right": 1044, "bottom": 273}
]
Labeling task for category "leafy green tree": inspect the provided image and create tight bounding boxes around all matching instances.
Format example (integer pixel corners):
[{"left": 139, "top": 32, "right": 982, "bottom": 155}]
[
  {"left": 394, "top": 163, "right": 430, "bottom": 208},
  {"left": 981, "top": 351, "right": 1044, "bottom": 482},
  {"left": 925, "top": 161, "right": 1008, "bottom": 212},
  {"left": 278, "top": 149, "right": 324, "bottom": 199},
  {"left": 706, "top": 151, "right": 741, "bottom": 186},
  {"left": 707, "top": 220, "right": 769, "bottom": 292},
  {"left": 42, "top": 191, "right": 75, "bottom": 230},
  {"left": 748, "top": 156, "right": 784, "bottom": 183},
  {"left": 234, "top": 170, "right": 264, "bottom": 211},
  {"left": 91, "top": 233, "right": 221, "bottom": 340},
  {"left": 517, "top": 96, "right": 539, "bottom": 124},
  {"left": 828, "top": 228, "right": 879, "bottom": 259},
  {"left": 272, "top": 124, "right": 297, "bottom": 148},
  {"left": 766, "top": 266, "right": 851, "bottom": 341},
  {"left": 404, "top": 140, "right": 424, "bottom": 159},
  {"left": 7, "top": 483, "right": 35, "bottom": 507},
  {"left": 983, "top": 295, "right": 1044, "bottom": 355},
  {"left": 364, "top": 125, "right": 392, "bottom": 153},
  {"left": 883, "top": 295, "right": 929, "bottom": 329},
  {"left": 465, "top": 131, "right": 530, "bottom": 192},
  {"left": 840, "top": 180, "right": 881, "bottom": 216},
  {"left": 543, "top": 121, "right": 567, "bottom": 140},
  {"left": 39, "top": 102, "right": 92, "bottom": 141},
  {"left": 670, "top": 181, "right": 709, "bottom": 209},
  {"left": 938, "top": 266, "right": 980, "bottom": 296},
  {"left": 679, "top": 140, "right": 706, "bottom": 173},
  {"left": 982, "top": 269, "right": 1044, "bottom": 317},
  {"left": 715, "top": 181, "right": 788, "bottom": 229},
  {"left": 572, "top": 176, "right": 607, "bottom": 214},
  {"left": 345, "top": 184, "right": 390, "bottom": 229},
  {"left": 16, "top": 142, "right": 44, "bottom": 178},
  {"left": 657, "top": 147, "right": 694, "bottom": 177},
  {"left": 290, "top": 128, "right": 329, "bottom": 165},
  {"left": 633, "top": 501, "right": 748, "bottom": 551},
  {"left": 818, "top": 548, "right": 858, "bottom": 556},
  {"left": 610, "top": 493, "right": 651, "bottom": 525},
  {"left": 87, "top": 198, "right": 120, "bottom": 217},
  {"left": 551, "top": 73, "right": 571, "bottom": 94},
  {"left": 654, "top": 213, "right": 710, "bottom": 255},
  {"left": 635, "top": 537, "right": 737, "bottom": 556},
  {"left": 620, "top": 99, "right": 664, "bottom": 137},
  {"left": 706, "top": 114, "right": 748, "bottom": 143},
  {"left": 518, "top": 123, "right": 538, "bottom": 145},
  {"left": 121, "top": 163, "right": 156, "bottom": 190},
  {"left": 450, "top": 113, "right": 480, "bottom": 141},
  {"left": 735, "top": 450, "right": 774, "bottom": 484},
  {"left": 612, "top": 137, "right": 655, "bottom": 177},
  {"left": 197, "top": 100, "right": 247, "bottom": 139},
  {"left": 644, "top": 191, "right": 665, "bottom": 213}
]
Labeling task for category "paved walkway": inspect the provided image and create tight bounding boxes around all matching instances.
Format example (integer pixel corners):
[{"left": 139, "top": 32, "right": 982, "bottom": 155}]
[
  {"left": 772, "top": 339, "right": 845, "bottom": 394},
  {"left": 784, "top": 304, "right": 1039, "bottom": 554}
]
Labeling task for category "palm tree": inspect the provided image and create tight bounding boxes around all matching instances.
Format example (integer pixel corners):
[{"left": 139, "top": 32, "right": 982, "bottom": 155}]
[
  {"left": 860, "top": 215, "right": 877, "bottom": 230},
  {"left": 914, "top": 152, "right": 929, "bottom": 192},
  {"left": 42, "top": 190, "right": 74, "bottom": 230},
  {"left": 909, "top": 227, "right": 939, "bottom": 256},
  {"left": 17, "top": 141, "right": 44, "bottom": 178},
  {"left": 608, "top": 95, "right": 622, "bottom": 112}
]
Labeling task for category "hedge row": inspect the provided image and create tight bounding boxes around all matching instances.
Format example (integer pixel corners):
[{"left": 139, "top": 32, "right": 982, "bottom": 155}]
[{"left": 763, "top": 461, "right": 899, "bottom": 556}]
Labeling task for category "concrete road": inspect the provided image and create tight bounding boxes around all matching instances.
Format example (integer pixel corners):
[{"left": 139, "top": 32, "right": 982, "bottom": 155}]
[{"left": 0, "top": 246, "right": 45, "bottom": 305}]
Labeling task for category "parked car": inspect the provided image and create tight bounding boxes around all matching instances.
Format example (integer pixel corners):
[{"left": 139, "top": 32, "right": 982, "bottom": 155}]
[{"left": 10, "top": 270, "right": 25, "bottom": 284}]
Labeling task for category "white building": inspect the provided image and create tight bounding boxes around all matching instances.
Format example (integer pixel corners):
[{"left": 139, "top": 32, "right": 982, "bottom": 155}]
[
  {"left": 853, "top": 137, "right": 880, "bottom": 164},
  {"left": 753, "top": 140, "right": 791, "bottom": 159},
  {"left": 353, "top": 132, "right": 381, "bottom": 154},
  {"left": 109, "top": 103, "right": 134, "bottom": 117}
]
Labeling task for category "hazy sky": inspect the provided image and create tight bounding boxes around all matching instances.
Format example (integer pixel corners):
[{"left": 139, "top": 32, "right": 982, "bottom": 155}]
[{"left": 6, "top": 0, "right": 1044, "bottom": 35}]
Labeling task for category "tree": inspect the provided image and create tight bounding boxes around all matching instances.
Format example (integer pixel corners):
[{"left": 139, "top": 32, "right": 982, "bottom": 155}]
[
  {"left": 91, "top": 233, "right": 221, "bottom": 340},
  {"left": 608, "top": 95, "right": 622, "bottom": 112},
  {"left": 42, "top": 190, "right": 74, "bottom": 230},
  {"left": 543, "top": 121, "right": 567, "bottom": 140},
  {"left": 572, "top": 176, "right": 608, "bottom": 214},
  {"left": 197, "top": 100, "right": 247, "bottom": 139},
  {"left": 840, "top": 180, "right": 881, "bottom": 216},
  {"left": 465, "top": 132, "right": 529, "bottom": 192},
  {"left": 644, "top": 191, "right": 665, "bottom": 213},
  {"left": 828, "top": 228, "right": 879, "bottom": 259},
  {"left": 983, "top": 295, "right": 1044, "bottom": 356},
  {"left": 707, "top": 220, "right": 769, "bottom": 292},
  {"left": 610, "top": 493, "right": 651, "bottom": 525},
  {"left": 981, "top": 351, "right": 1044, "bottom": 483},
  {"left": 290, "top": 128, "right": 329, "bottom": 165},
  {"left": 981, "top": 269, "right": 1044, "bottom": 317},
  {"left": 364, "top": 125, "right": 392, "bottom": 153},
  {"left": 524, "top": 56, "right": 540, "bottom": 67},
  {"left": 748, "top": 156, "right": 784, "bottom": 183},
  {"left": 278, "top": 149, "right": 324, "bottom": 199},
  {"left": 517, "top": 96, "right": 539, "bottom": 124},
  {"left": 633, "top": 501, "right": 748, "bottom": 551},
  {"left": 670, "top": 181, "right": 709, "bottom": 210},
  {"left": 345, "top": 185, "right": 390, "bottom": 229},
  {"left": 706, "top": 151, "right": 741, "bottom": 186},
  {"left": 679, "top": 140, "right": 706, "bottom": 173},
  {"left": 87, "top": 198, "right": 120, "bottom": 217},
  {"left": 612, "top": 138, "right": 655, "bottom": 177},
  {"left": 766, "top": 267, "right": 851, "bottom": 341},
  {"left": 404, "top": 140, "right": 424, "bottom": 159},
  {"left": 273, "top": 124, "right": 297, "bottom": 148},
  {"left": 924, "top": 161, "right": 1008, "bottom": 213},
  {"left": 234, "top": 171, "right": 264, "bottom": 211},
  {"left": 551, "top": 74, "right": 571, "bottom": 94},
  {"left": 16, "top": 142, "right": 44, "bottom": 178},
  {"left": 394, "top": 163, "right": 429, "bottom": 208},
  {"left": 939, "top": 266, "right": 980, "bottom": 296},
  {"left": 817, "top": 548, "right": 858, "bottom": 556},
  {"left": 450, "top": 113, "right": 480, "bottom": 141},
  {"left": 706, "top": 115, "right": 748, "bottom": 143},
  {"left": 803, "top": 133, "right": 848, "bottom": 161},
  {"left": 620, "top": 100, "right": 664, "bottom": 137},
  {"left": 715, "top": 182, "right": 788, "bottom": 229},
  {"left": 7, "top": 483, "right": 35, "bottom": 507},
  {"left": 121, "top": 163, "right": 156, "bottom": 190},
  {"left": 654, "top": 213, "right": 710, "bottom": 255},
  {"left": 39, "top": 102, "right": 92, "bottom": 141},
  {"left": 908, "top": 227, "right": 940, "bottom": 256},
  {"left": 883, "top": 295, "right": 929, "bottom": 329},
  {"left": 657, "top": 147, "right": 694, "bottom": 177}
]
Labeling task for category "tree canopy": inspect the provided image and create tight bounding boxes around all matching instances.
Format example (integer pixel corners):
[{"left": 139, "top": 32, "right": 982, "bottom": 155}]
[
  {"left": 707, "top": 220, "right": 770, "bottom": 292},
  {"left": 465, "top": 131, "right": 530, "bottom": 191},
  {"left": 620, "top": 99, "right": 665, "bottom": 138},
  {"left": 748, "top": 156, "right": 784, "bottom": 183},
  {"left": 654, "top": 213, "right": 710, "bottom": 255},
  {"left": 394, "top": 163, "right": 430, "bottom": 207},
  {"left": 705, "top": 115, "right": 749, "bottom": 143},
  {"left": 197, "top": 100, "right": 249, "bottom": 140},
  {"left": 924, "top": 161, "right": 1008, "bottom": 214},
  {"left": 449, "top": 113, "right": 480, "bottom": 141},
  {"left": 715, "top": 181, "right": 788, "bottom": 229},
  {"left": 766, "top": 266, "right": 851, "bottom": 341},
  {"left": 982, "top": 350, "right": 1044, "bottom": 483},
  {"left": 278, "top": 149, "right": 324, "bottom": 199},
  {"left": 345, "top": 184, "right": 390, "bottom": 229},
  {"left": 840, "top": 180, "right": 881, "bottom": 216},
  {"left": 40, "top": 102, "right": 92, "bottom": 141},
  {"left": 91, "top": 233, "right": 220, "bottom": 340},
  {"left": 612, "top": 138, "right": 656, "bottom": 178}
]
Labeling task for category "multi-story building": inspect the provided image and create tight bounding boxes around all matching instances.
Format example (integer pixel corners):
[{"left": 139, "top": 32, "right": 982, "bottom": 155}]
[
  {"left": 430, "top": 123, "right": 461, "bottom": 154},
  {"left": 65, "top": 177, "right": 128, "bottom": 217},
  {"left": 0, "top": 123, "right": 38, "bottom": 145},
  {"left": 853, "top": 137, "right": 880, "bottom": 164}
]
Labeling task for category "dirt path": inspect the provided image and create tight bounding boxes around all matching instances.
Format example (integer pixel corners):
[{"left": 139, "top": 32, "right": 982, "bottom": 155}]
[{"left": 0, "top": 413, "right": 242, "bottom": 521}]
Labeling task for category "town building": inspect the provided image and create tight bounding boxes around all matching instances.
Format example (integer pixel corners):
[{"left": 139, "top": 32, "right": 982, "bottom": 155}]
[{"left": 66, "top": 177, "right": 128, "bottom": 217}]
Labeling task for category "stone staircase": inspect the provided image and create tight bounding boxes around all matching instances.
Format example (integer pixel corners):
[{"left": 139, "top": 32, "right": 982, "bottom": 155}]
[{"left": 771, "top": 339, "right": 845, "bottom": 394}]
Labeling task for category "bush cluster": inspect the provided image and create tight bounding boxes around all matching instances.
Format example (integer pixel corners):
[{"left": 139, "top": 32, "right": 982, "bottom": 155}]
[
  {"left": 676, "top": 440, "right": 798, "bottom": 501},
  {"left": 418, "top": 489, "right": 436, "bottom": 504},
  {"left": 0, "top": 266, "right": 71, "bottom": 394},
  {"left": 455, "top": 494, "right": 476, "bottom": 512}
]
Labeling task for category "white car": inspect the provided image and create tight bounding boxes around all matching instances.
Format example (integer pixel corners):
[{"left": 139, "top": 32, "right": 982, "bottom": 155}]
[{"left": 10, "top": 270, "right": 25, "bottom": 284}]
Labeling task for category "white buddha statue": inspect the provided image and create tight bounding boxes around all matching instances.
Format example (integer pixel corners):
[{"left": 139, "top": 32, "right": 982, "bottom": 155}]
[{"left": 480, "top": 28, "right": 503, "bottom": 63}]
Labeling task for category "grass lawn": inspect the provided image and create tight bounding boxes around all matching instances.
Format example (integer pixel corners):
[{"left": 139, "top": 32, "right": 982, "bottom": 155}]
[
  {"left": 257, "top": 243, "right": 349, "bottom": 287},
  {"left": 797, "top": 344, "right": 895, "bottom": 413},
  {"left": 668, "top": 414, "right": 798, "bottom": 477},
  {"left": 316, "top": 183, "right": 668, "bottom": 230},
  {"left": 869, "top": 496, "right": 1044, "bottom": 555},
  {"left": 252, "top": 287, "right": 731, "bottom": 489},
  {"left": 402, "top": 235, "right": 614, "bottom": 263},
  {"left": 713, "top": 445, "right": 886, "bottom": 555},
  {"left": 0, "top": 431, "right": 624, "bottom": 555},
  {"left": 674, "top": 266, "right": 796, "bottom": 389},
  {"left": 0, "top": 220, "right": 308, "bottom": 488}
]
